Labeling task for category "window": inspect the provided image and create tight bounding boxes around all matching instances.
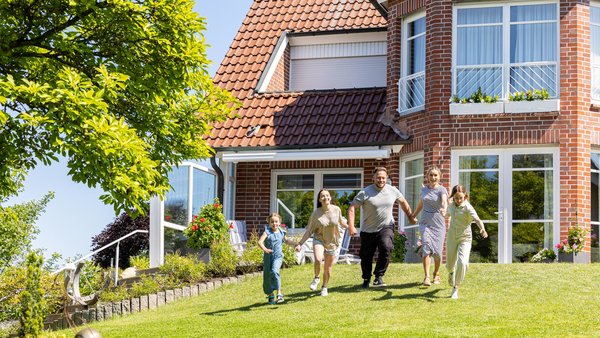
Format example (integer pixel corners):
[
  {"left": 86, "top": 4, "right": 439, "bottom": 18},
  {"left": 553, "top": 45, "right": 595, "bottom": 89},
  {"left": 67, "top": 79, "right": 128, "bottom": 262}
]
[
  {"left": 591, "top": 152, "right": 600, "bottom": 263},
  {"left": 591, "top": 5, "right": 600, "bottom": 101},
  {"left": 288, "top": 32, "right": 387, "bottom": 91},
  {"left": 454, "top": 3, "right": 558, "bottom": 100},
  {"left": 272, "top": 170, "right": 362, "bottom": 232},
  {"left": 399, "top": 15, "right": 426, "bottom": 115},
  {"left": 400, "top": 155, "right": 424, "bottom": 263}
]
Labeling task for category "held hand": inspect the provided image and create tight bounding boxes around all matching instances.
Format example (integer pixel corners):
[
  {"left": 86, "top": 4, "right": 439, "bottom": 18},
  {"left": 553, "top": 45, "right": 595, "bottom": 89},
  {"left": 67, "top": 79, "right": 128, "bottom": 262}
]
[
  {"left": 409, "top": 216, "right": 418, "bottom": 225},
  {"left": 348, "top": 225, "right": 358, "bottom": 236},
  {"left": 439, "top": 208, "right": 446, "bottom": 217},
  {"left": 480, "top": 229, "right": 488, "bottom": 239},
  {"left": 265, "top": 248, "right": 273, "bottom": 254},
  {"left": 294, "top": 244, "right": 302, "bottom": 252}
]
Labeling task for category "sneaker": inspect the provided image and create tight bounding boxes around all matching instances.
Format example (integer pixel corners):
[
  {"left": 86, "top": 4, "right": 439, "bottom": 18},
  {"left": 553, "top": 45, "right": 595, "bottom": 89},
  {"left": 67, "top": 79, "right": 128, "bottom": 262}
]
[
  {"left": 433, "top": 274, "right": 441, "bottom": 285},
  {"left": 361, "top": 279, "right": 370, "bottom": 288},
  {"left": 423, "top": 277, "right": 431, "bottom": 286},
  {"left": 321, "top": 287, "right": 328, "bottom": 296},
  {"left": 451, "top": 287, "right": 459, "bottom": 299},
  {"left": 267, "top": 294, "right": 275, "bottom": 304},
  {"left": 276, "top": 294, "right": 284, "bottom": 304},
  {"left": 448, "top": 272, "right": 454, "bottom": 286},
  {"left": 309, "top": 277, "right": 320, "bottom": 291},
  {"left": 372, "top": 276, "right": 386, "bottom": 287}
]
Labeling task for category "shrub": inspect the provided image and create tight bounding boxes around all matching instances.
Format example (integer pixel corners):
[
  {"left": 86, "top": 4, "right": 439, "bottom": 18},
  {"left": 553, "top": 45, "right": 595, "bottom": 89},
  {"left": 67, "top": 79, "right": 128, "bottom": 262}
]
[
  {"left": 184, "top": 199, "right": 228, "bottom": 249},
  {"left": 391, "top": 232, "right": 408, "bottom": 263},
  {"left": 159, "top": 253, "right": 206, "bottom": 284},
  {"left": 129, "top": 275, "right": 161, "bottom": 298},
  {"left": 98, "top": 284, "right": 129, "bottom": 303},
  {"left": 207, "top": 239, "right": 238, "bottom": 277},
  {"left": 238, "top": 233, "right": 263, "bottom": 274},
  {"left": 129, "top": 254, "right": 150, "bottom": 270},
  {"left": 19, "top": 252, "right": 46, "bottom": 337},
  {"left": 91, "top": 212, "right": 149, "bottom": 269}
]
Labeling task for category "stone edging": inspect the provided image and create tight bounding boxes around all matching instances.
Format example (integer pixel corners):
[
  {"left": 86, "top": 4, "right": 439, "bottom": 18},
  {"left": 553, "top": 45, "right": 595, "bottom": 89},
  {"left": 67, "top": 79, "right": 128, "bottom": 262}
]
[{"left": 45, "top": 272, "right": 261, "bottom": 331}]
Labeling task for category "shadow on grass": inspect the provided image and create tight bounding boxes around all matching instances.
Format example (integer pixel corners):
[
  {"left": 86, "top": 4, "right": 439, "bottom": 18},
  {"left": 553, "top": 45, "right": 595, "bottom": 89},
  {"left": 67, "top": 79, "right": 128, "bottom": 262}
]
[{"left": 202, "top": 290, "right": 319, "bottom": 316}]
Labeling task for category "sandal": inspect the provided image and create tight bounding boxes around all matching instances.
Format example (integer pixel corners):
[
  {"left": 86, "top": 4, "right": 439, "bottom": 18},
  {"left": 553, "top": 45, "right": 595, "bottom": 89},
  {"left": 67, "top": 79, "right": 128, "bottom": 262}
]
[
  {"left": 423, "top": 277, "right": 431, "bottom": 286},
  {"left": 433, "top": 274, "right": 441, "bottom": 285},
  {"left": 267, "top": 294, "right": 275, "bottom": 304}
]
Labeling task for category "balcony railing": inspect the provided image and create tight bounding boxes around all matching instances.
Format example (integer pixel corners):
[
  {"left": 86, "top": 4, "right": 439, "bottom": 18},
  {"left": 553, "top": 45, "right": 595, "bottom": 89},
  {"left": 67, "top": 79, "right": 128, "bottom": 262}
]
[{"left": 398, "top": 71, "right": 425, "bottom": 115}]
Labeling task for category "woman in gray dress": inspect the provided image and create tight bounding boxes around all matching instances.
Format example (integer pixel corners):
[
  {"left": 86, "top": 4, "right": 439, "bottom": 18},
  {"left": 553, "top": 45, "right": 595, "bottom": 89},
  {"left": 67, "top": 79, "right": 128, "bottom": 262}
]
[{"left": 411, "top": 167, "right": 448, "bottom": 286}]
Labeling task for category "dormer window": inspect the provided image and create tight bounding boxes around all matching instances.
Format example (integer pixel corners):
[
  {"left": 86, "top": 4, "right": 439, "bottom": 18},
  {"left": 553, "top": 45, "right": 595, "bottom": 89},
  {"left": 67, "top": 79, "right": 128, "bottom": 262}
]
[{"left": 257, "top": 31, "right": 387, "bottom": 92}]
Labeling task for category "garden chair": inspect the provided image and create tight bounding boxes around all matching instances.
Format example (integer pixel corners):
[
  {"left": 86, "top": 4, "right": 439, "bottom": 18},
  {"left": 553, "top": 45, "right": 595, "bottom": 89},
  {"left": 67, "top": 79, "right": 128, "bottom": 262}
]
[
  {"left": 227, "top": 220, "right": 247, "bottom": 255},
  {"left": 334, "top": 228, "right": 360, "bottom": 264}
]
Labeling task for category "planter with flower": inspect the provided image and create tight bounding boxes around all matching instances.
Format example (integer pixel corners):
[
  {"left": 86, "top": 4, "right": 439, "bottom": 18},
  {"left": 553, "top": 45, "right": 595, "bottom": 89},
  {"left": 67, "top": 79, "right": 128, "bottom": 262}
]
[
  {"left": 505, "top": 88, "right": 560, "bottom": 113},
  {"left": 529, "top": 248, "right": 556, "bottom": 263},
  {"left": 183, "top": 199, "right": 228, "bottom": 262},
  {"left": 555, "top": 224, "right": 590, "bottom": 263},
  {"left": 449, "top": 87, "right": 502, "bottom": 115}
]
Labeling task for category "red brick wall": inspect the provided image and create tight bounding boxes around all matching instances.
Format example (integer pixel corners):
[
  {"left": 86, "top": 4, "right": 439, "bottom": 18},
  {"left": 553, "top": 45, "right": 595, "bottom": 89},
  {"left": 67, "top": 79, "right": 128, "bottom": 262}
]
[
  {"left": 386, "top": 0, "right": 596, "bottom": 254},
  {"left": 265, "top": 45, "right": 289, "bottom": 92}
]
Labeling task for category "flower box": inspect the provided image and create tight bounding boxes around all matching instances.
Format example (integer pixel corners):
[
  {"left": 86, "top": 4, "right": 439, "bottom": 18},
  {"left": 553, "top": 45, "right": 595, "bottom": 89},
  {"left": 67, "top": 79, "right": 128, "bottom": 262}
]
[
  {"left": 558, "top": 252, "right": 589, "bottom": 263},
  {"left": 449, "top": 102, "right": 503, "bottom": 115},
  {"left": 504, "top": 99, "right": 560, "bottom": 113}
]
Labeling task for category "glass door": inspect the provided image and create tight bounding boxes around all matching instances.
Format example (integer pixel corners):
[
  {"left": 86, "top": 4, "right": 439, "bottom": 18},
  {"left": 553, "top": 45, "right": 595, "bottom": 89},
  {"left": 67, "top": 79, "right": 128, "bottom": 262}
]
[{"left": 452, "top": 148, "right": 559, "bottom": 263}]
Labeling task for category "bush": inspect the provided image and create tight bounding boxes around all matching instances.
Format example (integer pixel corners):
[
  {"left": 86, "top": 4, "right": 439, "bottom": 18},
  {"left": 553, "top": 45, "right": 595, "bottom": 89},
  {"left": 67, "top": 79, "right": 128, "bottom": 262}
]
[
  {"left": 98, "top": 284, "right": 130, "bottom": 303},
  {"left": 19, "top": 252, "right": 46, "bottom": 337},
  {"left": 184, "top": 199, "right": 228, "bottom": 249},
  {"left": 238, "top": 233, "right": 263, "bottom": 274},
  {"left": 207, "top": 239, "right": 238, "bottom": 277},
  {"left": 129, "top": 254, "right": 150, "bottom": 270},
  {"left": 91, "top": 212, "right": 149, "bottom": 269},
  {"left": 391, "top": 232, "right": 408, "bottom": 263},
  {"left": 129, "top": 275, "right": 161, "bottom": 298},
  {"left": 159, "top": 253, "right": 206, "bottom": 285}
]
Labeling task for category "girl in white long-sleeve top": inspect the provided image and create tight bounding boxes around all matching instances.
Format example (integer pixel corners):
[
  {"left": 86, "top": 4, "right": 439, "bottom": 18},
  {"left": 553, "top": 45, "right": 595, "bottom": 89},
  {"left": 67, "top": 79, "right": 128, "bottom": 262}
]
[{"left": 445, "top": 185, "right": 487, "bottom": 299}]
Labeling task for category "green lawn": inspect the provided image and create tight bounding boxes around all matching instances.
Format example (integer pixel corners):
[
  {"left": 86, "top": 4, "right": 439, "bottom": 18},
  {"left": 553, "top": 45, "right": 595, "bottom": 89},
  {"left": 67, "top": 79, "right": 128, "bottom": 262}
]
[{"left": 57, "top": 263, "right": 600, "bottom": 337}]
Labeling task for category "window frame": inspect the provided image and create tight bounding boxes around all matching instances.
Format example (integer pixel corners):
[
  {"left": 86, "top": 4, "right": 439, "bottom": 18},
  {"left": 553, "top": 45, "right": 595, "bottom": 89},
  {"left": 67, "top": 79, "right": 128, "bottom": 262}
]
[
  {"left": 451, "top": 1, "right": 560, "bottom": 103},
  {"left": 398, "top": 11, "right": 426, "bottom": 116},
  {"left": 591, "top": 1, "right": 600, "bottom": 103}
]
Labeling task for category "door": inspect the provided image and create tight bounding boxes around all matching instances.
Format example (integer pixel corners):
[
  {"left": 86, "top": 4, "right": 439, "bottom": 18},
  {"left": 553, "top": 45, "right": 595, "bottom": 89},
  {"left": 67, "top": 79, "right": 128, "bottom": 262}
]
[{"left": 452, "top": 148, "right": 559, "bottom": 263}]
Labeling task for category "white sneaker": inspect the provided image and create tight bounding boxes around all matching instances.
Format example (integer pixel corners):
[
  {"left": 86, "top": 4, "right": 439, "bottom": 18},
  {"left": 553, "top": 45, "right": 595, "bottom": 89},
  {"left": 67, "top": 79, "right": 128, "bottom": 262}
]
[
  {"left": 451, "top": 287, "right": 459, "bottom": 299},
  {"left": 321, "top": 287, "right": 328, "bottom": 296},
  {"left": 309, "top": 277, "right": 320, "bottom": 291}
]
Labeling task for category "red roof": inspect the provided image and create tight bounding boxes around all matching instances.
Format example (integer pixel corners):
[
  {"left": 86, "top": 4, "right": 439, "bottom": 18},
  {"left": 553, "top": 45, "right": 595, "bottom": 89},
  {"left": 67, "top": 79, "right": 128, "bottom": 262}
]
[{"left": 208, "top": 0, "right": 407, "bottom": 150}]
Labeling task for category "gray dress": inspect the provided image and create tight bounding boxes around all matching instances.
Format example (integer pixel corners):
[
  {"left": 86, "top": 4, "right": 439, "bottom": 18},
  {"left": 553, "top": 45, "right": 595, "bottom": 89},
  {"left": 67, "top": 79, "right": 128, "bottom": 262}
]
[{"left": 419, "top": 185, "right": 448, "bottom": 258}]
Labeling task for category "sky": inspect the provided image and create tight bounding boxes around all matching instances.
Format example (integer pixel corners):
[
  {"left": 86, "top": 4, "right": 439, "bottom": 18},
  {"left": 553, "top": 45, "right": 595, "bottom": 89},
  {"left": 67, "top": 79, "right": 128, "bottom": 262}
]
[{"left": 6, "top": 1, "right": 254, "bottom": 261}]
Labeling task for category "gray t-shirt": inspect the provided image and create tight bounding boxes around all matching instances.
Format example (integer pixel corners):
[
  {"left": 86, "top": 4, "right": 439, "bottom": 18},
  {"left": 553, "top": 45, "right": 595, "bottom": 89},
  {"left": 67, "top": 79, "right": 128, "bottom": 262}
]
[{"left": 351, "top": 184, "right": 404, "bottom": 233}]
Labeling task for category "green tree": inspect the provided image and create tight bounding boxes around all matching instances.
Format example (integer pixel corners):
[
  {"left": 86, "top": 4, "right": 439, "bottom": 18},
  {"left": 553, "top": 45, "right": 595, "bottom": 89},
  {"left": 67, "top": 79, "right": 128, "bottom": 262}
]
[
  {"left": 0, "top": 183, "right": 53, "bottom": 272},
  {"left": 18, "top": 251, "right": 46, "bottom": 337},
  {"left": 0, "top": 0, "right": 239, "bottom": 213}
]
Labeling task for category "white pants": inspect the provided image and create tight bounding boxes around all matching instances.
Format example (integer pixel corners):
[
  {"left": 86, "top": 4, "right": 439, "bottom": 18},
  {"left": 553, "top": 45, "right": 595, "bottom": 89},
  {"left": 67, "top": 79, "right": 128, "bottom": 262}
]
[{"left": 446, "top": 231, "right": 472, "bottom": 287}]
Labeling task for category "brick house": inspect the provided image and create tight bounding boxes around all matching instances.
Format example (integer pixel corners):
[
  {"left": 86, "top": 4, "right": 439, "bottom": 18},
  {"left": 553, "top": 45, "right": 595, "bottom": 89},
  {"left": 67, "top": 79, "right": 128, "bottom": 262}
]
[{"left": 150, "top": 0, "right": 600, "bottom": 266}]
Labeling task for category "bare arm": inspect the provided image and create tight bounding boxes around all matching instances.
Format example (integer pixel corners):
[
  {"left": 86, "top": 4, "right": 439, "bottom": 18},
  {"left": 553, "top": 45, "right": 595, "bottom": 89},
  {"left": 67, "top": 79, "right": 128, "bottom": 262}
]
[
  {"left": 257, "top": 232, "right": 272, "bottom": 254},
  {"left": 473, "top": 217, "right": 488, "bottom": 238},
  {"left": 347, "top": 204, "right": 358, "bottom": 236},
  {"left": 440, "top": 193, "right": 448, "bottom": 217},
  {"left": 412, "top": 198, "right": 423, "bottom": 220}
]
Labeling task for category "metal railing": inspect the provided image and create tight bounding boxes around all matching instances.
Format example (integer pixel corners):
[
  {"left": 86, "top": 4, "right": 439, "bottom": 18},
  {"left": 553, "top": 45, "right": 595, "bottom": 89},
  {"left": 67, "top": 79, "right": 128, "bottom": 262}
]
[
  {"left": 398, "top": 71, "right": 425, "bottom": 114},
  {"left": 52, "top": 229, "right": 149, "bottom": 286}
]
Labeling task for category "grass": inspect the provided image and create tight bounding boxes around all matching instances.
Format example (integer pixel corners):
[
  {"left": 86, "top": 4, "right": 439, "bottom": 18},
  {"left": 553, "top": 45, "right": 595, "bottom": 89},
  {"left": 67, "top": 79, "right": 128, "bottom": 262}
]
[{"left": 56, "top": 263, "right": 600, "bottom": 337}]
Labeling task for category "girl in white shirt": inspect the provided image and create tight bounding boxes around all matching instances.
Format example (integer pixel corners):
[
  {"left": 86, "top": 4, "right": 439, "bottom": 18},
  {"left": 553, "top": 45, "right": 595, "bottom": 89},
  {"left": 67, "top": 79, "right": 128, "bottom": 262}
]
[{"left": 445, "top": 185, "right": 487, "bottom": 299}]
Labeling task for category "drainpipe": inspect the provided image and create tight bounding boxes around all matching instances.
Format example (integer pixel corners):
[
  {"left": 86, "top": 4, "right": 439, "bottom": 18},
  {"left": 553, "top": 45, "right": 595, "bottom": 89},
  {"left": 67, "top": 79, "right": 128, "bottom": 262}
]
[{"left": 210, "top": 155, "right": 224, "bottom": 203}]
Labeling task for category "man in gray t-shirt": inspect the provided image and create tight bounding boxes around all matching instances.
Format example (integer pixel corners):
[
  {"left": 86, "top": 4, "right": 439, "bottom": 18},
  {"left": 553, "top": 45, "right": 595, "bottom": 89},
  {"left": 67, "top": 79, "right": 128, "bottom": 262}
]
[{"left": 348, "top": 167, "right": 416, "bottom": 288}]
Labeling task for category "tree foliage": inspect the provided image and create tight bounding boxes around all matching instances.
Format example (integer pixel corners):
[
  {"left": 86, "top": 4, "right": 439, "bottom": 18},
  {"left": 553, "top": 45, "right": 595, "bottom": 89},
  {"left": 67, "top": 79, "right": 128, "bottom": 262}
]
[
  {"left": 0, "top": 189, "right": 53, "bottom": 273},
  {"left": 91, "top": 212, "right": 149, "bottom": 269},
  {"left": 19, "top": 252, "right": 46, "bottom": 337},
  {"left": 0, "top": 0, "right": 239, "bottom": 213}
]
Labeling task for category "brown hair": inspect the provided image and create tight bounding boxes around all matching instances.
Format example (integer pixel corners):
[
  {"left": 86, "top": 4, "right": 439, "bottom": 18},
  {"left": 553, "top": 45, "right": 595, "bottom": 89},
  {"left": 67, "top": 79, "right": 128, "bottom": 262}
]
[
  {"left": 266, "top": 213, "right": 282, "bottom": 224},
  {"left": 316, "top": 189, "right": 336, "bottom": 208},
  {"left": 449, "top": 184, "right": 469, "bottom": 200},
  {"left": 372, "top": 166, "right": 388, "bottom": 176}
]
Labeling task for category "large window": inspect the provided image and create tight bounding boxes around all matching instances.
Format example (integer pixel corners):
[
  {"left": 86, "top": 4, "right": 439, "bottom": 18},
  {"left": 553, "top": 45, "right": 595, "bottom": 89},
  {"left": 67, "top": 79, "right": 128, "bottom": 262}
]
[
  {"left": 591, "top": 152, "right": 600, "bottom": 263},
  {"left": 398, "top": 15, "right": 425, "bottom": 115},
  {"left": 454, "top": 3, "right": 558, "bottom": 100},
  {"left": 400, "top": 155, "right": 424, "bottom": 263},
  {"left": 592, "top": 5, "right": 600, "bottom": 101},
  {"left": 272, "top": 170, "right": 362, "bottom": 232}
]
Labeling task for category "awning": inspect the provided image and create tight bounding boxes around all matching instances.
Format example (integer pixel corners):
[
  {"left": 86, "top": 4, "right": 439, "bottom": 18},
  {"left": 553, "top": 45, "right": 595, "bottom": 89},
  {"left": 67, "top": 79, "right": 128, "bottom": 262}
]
[{"left": 218, "top": 146, "right": 401, "bottom": 163}]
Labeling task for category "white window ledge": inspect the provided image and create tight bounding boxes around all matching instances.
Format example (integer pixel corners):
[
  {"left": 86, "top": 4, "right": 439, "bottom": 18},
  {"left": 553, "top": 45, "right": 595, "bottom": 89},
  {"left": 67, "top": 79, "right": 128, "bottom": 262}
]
[{"left": 449, "top": 99, "right": 560, "bottom": 115}]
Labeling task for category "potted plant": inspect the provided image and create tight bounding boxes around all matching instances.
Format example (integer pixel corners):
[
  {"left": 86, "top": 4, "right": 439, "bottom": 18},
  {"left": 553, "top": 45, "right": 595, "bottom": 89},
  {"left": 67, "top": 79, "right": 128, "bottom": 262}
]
[
  {"left": 555, "top": 224, "right": 589, "bottom": 263},
  {"left": 183, "top": 198, "right": 228, "bottom": 262},
  {"left": 449, "top": 87, "right": 502, "bottom": 115},
  {"left": 505, "top": 88, "right": 560, "bottom": 113},
  {"left": 529, "top": 248, "right": 556, "bottom": 263}
]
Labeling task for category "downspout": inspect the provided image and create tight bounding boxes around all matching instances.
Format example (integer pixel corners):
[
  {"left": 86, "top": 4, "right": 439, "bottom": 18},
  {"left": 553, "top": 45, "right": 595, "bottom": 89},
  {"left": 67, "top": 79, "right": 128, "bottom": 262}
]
[{"left": 210, "top": 155, "right": 224, "bottom": 203}]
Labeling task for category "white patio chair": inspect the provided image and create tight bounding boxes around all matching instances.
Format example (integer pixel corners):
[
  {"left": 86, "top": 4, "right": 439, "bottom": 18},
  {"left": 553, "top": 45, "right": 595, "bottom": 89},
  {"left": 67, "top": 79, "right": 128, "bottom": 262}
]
[
  {"left": 334, "top": 228, "right": 360, "bottom": 265},
  {"left": 227, "top": 220, "right": 247, "bottom": 255}
]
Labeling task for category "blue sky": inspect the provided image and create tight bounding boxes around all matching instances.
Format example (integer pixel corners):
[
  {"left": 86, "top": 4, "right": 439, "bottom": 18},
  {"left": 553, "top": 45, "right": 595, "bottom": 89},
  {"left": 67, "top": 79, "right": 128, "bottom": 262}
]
[{"left": 7, "top": 1, "right": 254, "bottom": 261}]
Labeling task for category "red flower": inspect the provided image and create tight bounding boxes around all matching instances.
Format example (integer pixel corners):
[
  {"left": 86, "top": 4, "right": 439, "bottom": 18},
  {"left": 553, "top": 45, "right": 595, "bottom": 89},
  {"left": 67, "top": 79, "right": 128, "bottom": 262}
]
[
  {"left": 199, "top": 217, "right": 206, "bottom": 223},
  {"left": 229, "top": 222, "right": 234, "bottom": 229},
  {"left": 280, "top": 223, "right": 287, "bottom": 228},
  {"left": 165, "top": 215, "right": 172, "bottom": 221},
  {"left": 192, "top": 215, "right": 198, "bottom": 220},
  {"left": 214, "top": 203, "right": 220, "bottom": 209},
  {"left": 191, "top": 225, "right": 198, "bottom": 231}
]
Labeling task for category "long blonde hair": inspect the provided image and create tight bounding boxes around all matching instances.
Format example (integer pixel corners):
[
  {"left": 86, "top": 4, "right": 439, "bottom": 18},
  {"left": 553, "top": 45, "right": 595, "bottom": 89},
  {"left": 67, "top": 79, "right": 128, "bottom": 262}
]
[
  {"left": 425, "top": 166, "right": 441, "bottom": 185},
  {"left": 266, "top": 213, "right": 282, "bottom": 224}
]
